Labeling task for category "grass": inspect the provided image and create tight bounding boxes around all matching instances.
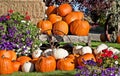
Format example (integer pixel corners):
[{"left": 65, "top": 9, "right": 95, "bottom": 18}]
[
  {"left": 0, "top": 41, "right": 120, "bottom": 76},
  {"left": 0, "top": 70, "right": 76, "bottom": 76}
]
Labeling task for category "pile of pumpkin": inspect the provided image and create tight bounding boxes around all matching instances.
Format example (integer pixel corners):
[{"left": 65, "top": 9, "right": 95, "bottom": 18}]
[
  {"left": 0, "top": 43, "right": 120, "bottom": 75},
  {"left": 37, "top": 3, "right": 90, "bottom": 36}
]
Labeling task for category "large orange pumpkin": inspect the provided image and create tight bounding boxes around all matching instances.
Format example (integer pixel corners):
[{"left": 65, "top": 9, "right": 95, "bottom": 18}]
[
  {"left": 0, "top": 50, "right": 17, "bottom": 61},
  {"left": 64, "top": 11, "right": 84, "bottom": 24},
  {"left": 0, "top": 56, "right": 14, "bottom": 74},
  {"left": 57, "top": 3, "right": 72, "bottom": 17},
  {"left": 35, "top": 56, "right": 56, "bottom": 72},
  {"left": 77, "top": 53, "right": 96, "bottom": 66},
  {"left": 48, "top": 14, "right": 62, "bottom": 24},
  {"left": 57, "top": 58, "right": 75, "bottom": 71},
  {"left": 53, "top": 21, "right": 68, "bottom": 35},
  {"left": 17, "top": 56, "right": 32, "bottom": 65},
  {"left": 46, "top": 5, "right": 57, "bottom": 16},
  {"left": 37, "top": 20, "right": 52, "bottom": 35},
  {"left": 70, "top": 20, "right": 90, "bottom": 36}
]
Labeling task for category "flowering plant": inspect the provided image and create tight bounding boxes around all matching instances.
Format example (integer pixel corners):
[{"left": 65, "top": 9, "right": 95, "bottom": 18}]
[
  {"left": 75, "top": 59, "right": 120, "bottom": 76},
  {"left": 0, "top": 10, "right": 41, "bottom": 56},
  {"left": 97, "top": 49, "right": 120, "bottom": 68}
]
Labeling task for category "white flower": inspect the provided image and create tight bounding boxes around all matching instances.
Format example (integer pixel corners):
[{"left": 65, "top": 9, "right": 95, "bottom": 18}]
[
  {"left": 21, "top": 20, "right": 26, "bottom": 23},
  {"left": 115, "top": 61, "right": 118, "bottom": 65}
]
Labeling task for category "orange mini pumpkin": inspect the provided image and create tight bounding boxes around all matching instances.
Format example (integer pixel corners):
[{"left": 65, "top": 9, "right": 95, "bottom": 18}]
[
  {"left": 117, "top": 35, "right": 120, "bottom": 43},
  {"left": 57, "top": 58, "right": 75, "bottom": 71},
  {"left": 37, "top": 20, "right": 52, "bottom": 35},
  {"left": 70, "top": 20, "right": 90, "bottom": 36},
  {"left": 12, "top": 61, "right": 21, "bottom": 72},
  {"left": 57, "top": 3, "right": 72, "bottom": 17},
  {"left": 77, "top": 53, "right": 96, "bottom": 66},
  {"left": 53, "top": 21, "right": 68, "bottom": 35},
  {"left": 48, "top": 14, "right": 62, "bottom": 24},
  {"left": 17, "top": 56, "right": 31, "bottom": 65}
]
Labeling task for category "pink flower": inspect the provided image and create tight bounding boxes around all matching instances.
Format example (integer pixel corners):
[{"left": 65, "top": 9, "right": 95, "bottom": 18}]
[
  {"left": 102, "top": 49, "right": 109, "bottom": 53},
  {"left": 113, "top": 55, "right": 118, "bottom": 60},
  {"left": 106, "top": 51, "right": 113, "bottom": 57},
  {"left": 97, "top": 58, "right": 103, "bottom": 64},
  {"left": 25, "top": 15, "right": 30, "bottom": 20},
  {"left": 8, "top": 9, "right": 13, "bottom": 14},
  {"left": 6, "top": 15, "right": 10, "bottom": 19}
]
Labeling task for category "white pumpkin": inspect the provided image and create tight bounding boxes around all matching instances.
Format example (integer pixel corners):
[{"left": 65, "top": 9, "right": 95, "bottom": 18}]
[
  {"left": 53, "top": 48, "right": 69, "bottom": 59},
  {"left": 73, "top": 45, "right": 83, "bottom": 54},
  {"left": 32, "top": 48, "right": 42, "bottom": 59},
  {"left": 43, "top": 49, "right": 53, "bottom": 56},
  {"left": 81, "top": 46, "right": 92, "bottom": 55},
  {"left": 22, "top": 62, "right": 34, "bottom": 72},
  {"left": 108, "top": 47, "right": 120, "bottom": 55},
  {"left": 96, "top": 44, "right": 108, "bottom": 54}
]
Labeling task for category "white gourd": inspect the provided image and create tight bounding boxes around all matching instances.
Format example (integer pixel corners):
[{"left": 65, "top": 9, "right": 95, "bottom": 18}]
[
  {"left": 96, "top": 44, "right": 108, "bottom": 54},
  {"left": 81, "top": 46, "right": 92, "bottom": 55},
  {"left": 32, "top": 48, "right": 42, "bottom": 59},
  {"left": 22, "top": 62, "right": 34, "bottom": 72},
  {"left": 43, "top": 49, "right": 53, "bottom": 56},
  {"left": 108, "top": 47, "right": 120, "bottom": 55},
  {"left": 53, "top": 48, "right": 69, "bottom": 59}
]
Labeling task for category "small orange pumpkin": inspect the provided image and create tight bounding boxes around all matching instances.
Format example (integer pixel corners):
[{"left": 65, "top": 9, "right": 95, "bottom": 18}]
[
  {"left": 70, "top": 20, "right": 90, "bottom": 36},
  {"left": 57, "top": 58, "right": 75, "bottom": 71},
  {"left": 48, "top": 14, "right": 62, "bottom": 24},
  {"left": 37, "top": 20, "right": 52, "bottom": 35},
  {"left": 35, "top": 56, "right": 56, "bottom": 72},
  {"left": 57, "top": 3, "right": 72, "bottom": 17},
  {"left": 46, "top": 5, "right": 57, "bottom": 16},
  {"left": 0, "top": 56, "right": 14, "bottom": 74},
  {"left": 117, "top": 35, "right": 120, "bottom": 43},
  {"left": 17, "top": 56, "right": 32, "bottom": 65},
  {"left": 12, "top": 61, "right": 21, "bottom": 72},
  {"left": 53, "top": 21, "right": 68, "bottom": 35},
  {"left": 77, "top": 53, "right": 96, "bottom": 66},
  {"left": 67, "top": 54, "right": 80, "bottom": 67}
]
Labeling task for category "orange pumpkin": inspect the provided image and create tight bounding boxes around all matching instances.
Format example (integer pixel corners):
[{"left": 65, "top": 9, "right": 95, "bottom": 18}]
[
  {"left": 67, "top": 54, "right": 79, "bottom": 67},
  {"left": 0, "top": 50, "right": 17, "bottom": 61},
  {"left": 30, "top": 58, "right": 38, "bottom": 64},
  {"left": 77, "top": 53, "right": 96, "bottom": 66},
  {"left": 57, "top": 3, "right": 72, "bottom": 17},
  {"left": 35, "top": 56, "right": 56, "bottom": 72},
  {"left": 48, "top": 14, "right": 62, "bottom": 24},
  {"left": 37, "top": 20, "right": 52, "bottom": 35},
  {"left": 53, "top": 21, "right": 68, "bottom": 35},
  {"left": 46, "top": 6, "right": 57, "bottom": 16},
  {"left": 0, "top": 56, "right": 14, "bottom": 74},
  {"left": 117, "top": 35, "right": 120, "bottom": 43},
  {"left": 12, "top": 61, "right": 21, "bottom": 72},
  {"left": 70, "top": 20, "right": 90, "bottom": 36},
  {"left": 64, "top": 11, "right": 84, "bottom": 24},
  {"left": 57, "top": 58, "right": 75, "bottom": 71},
  {"left": 17, "top": 56, "right": 31, "bottom": 65}
]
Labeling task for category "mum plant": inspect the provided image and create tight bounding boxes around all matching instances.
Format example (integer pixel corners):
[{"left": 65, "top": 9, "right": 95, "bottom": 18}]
[{"left": 0, "top": 10, "right": 41, "bottom": 56}]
